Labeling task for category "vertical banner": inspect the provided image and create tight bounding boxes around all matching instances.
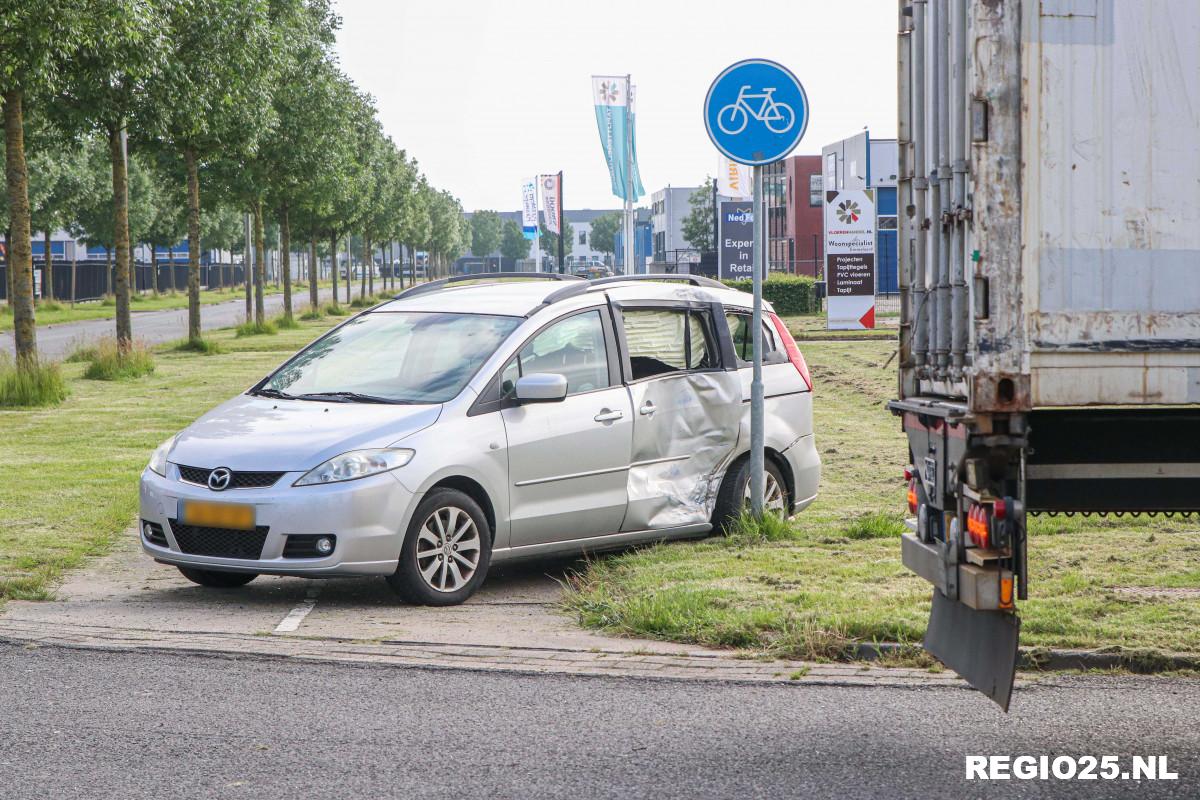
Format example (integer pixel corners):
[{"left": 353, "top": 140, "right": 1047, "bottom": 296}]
[
  {"left": 825, "top": 188, "right": 877, "bottom": 329},
  {"left": 540, "top": 174, "right": 561, "bottom": 234},
  {"left": 521, "top": 179, "right": 539, "bottom": 239},
  {"left": 718, "top": 201, "right": 755, "bottom": 279},
  {"left": 591, "top": 76, "right": 645, "bottom": 201},
  {"left": 716, "top": 155, "right": 752, "bottom": 200}
]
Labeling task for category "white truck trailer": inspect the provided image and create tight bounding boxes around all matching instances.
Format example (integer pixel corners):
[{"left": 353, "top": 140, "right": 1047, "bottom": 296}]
[{"left": 892, "top": 0, "right": 1200, "bottom": 708}]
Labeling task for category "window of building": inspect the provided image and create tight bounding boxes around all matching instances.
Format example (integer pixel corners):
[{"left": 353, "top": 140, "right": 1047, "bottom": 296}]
[
  {"left": 809, "top": 174, "right": 823, "bottom": 206},
  {"left": 622, "top": 309, "right": 717, "bottom": 380}
]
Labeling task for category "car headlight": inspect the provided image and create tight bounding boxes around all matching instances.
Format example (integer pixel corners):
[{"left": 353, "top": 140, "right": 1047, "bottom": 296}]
[
  {"left": 148, "top": 435, "right": 177, "bottom": 477},
  {"left": 294, "top": 448, "right": 415, "bottom": 486}
]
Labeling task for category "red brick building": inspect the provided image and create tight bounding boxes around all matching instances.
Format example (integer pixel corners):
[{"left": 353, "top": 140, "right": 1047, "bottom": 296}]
[{"left": 764, "top": 154, "right": 824, "bottom": 277}]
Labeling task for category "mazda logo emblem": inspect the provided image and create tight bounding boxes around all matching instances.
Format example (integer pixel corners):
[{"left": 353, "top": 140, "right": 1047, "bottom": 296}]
[{"left": 208, "top": 467, "right": 232, "bottom": 491}]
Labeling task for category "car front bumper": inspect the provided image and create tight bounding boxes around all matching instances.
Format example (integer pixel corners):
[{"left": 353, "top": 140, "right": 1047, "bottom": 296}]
[{"left": 138, "top": 466, "right": 419, "bottom": 577}]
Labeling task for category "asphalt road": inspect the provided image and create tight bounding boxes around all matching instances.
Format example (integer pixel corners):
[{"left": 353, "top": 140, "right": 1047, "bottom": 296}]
[
  {"left": 0, "top": 282, "right": 373, "bottom": 360},
  {"left": 2, "top": 644, "right": 1197, "bottom": 799}
]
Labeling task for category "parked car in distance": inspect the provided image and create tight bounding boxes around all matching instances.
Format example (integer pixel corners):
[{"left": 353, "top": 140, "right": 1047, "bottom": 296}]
[{"left": 139, "top": 274, "right": 820, "bottom": 605}]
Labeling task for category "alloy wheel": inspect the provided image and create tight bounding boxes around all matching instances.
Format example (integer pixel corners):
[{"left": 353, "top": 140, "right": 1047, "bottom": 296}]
[
  {"left": 744, "top": 471, "right": 787, "bottom": 514},
  {"left": 415, "top": 505, "right": 481, "bottom": 593}
]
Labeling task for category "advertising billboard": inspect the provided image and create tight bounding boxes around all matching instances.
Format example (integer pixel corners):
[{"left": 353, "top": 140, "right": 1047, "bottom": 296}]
[
  {"left": 718, "top": 200, "right": 755, "bottom": 280},
  {"left": 825, "top": 188, "right": 876, "bottom": 329}
]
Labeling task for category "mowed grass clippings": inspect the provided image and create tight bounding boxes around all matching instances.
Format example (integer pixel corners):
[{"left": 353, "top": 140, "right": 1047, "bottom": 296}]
[
  {"left": 564, "top": 336, "right": 1200, "bottom": 659},
  {"left": 0, "top": 318, "right": 337, "bottom": 603}
]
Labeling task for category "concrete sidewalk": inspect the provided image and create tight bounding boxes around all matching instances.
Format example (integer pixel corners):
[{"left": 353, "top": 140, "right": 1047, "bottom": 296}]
[{"left": 0, "top": 530, "right": 972, "bottom": 689}]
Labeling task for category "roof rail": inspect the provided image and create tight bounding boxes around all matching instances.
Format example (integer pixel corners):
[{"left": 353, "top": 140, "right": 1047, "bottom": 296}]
[
  {"left": 536, "top": 273, "right": 729, "bottom": 310},
  {"left": 394, "top": 272, "right": 583, "bottom": 300},
  {"left": 589, "top": 273, "right": 727, "bottom": 290}
]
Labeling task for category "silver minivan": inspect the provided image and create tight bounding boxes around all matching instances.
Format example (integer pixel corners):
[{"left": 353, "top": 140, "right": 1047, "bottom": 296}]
[{"left": 139, "top": 274, "right": 820, "bottom": 605}]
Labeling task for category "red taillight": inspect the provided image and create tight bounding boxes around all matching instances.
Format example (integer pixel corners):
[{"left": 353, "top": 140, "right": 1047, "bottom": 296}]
[
  {"left": 994, "top": 498, "right": 1007, "bottom": 520},
  {"left": 903, "top": 466, "right": 913, "bottom": 482},
  {"left": 906, "top": 479, "right": 918, "bottom": 514},
  {"left": 767, "top": 313, "right": 812, "bottom": 391},
  {"left": 966, "top": 504, "right": 991, "bottom": 549}
]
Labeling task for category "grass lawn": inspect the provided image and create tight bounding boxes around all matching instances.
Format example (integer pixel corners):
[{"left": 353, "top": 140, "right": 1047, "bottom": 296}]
[
  {"left": 565, "top": 330, "right": 1200, "bottom": 660},
  {"left": 0, "top": 280, "right": 336, "bottom": 332},
  {"left": 0, "top": 317, "right": 337, "bottom": 603}
]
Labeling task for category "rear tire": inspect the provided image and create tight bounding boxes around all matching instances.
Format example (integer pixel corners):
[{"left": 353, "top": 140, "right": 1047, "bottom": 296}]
[
  {"left": 177, "top": 567, "right": 258, "bottom": 588},
  {"left": 711, "top": 456, "right": 790, "bottom": 534},
  {"left": 386, "top": 488, "right": 492, "bottom": 606}
]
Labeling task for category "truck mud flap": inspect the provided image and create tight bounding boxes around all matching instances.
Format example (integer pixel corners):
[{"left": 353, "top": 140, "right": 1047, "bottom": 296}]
[{"left": 925, "top": 589, "right": 1020, "bottom": 711}]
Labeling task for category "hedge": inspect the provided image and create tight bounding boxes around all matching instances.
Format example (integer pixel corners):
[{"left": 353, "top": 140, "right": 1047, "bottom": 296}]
[{"left": 721, "top": 273, "right": 819, "bottom": 315}]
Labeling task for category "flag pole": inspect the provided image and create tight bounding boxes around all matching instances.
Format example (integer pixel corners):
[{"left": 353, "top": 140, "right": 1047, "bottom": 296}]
[
  {"left": 557, "top": 171, "right": 565, "bottom": 275},
  {"left": 624, "top": 74, "right": 634, "bottom": 275}
]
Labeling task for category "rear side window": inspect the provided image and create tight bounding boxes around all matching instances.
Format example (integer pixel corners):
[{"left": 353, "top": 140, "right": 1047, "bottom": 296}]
[
  {"left": 724, "top": 311, "right": 786, "bottom": 365},
  {"left": 622, "top": 308, "right": 717, "bottom": 380}
]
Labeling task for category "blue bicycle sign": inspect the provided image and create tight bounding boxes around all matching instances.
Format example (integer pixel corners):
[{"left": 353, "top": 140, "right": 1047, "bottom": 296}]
[{"left": 704, "top": 59, "right": 809, "bottom": 166}]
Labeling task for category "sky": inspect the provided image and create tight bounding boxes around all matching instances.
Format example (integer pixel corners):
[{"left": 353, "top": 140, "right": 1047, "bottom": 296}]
[{"left": 333, "top": 0, "right": 898, "bottom": 212}]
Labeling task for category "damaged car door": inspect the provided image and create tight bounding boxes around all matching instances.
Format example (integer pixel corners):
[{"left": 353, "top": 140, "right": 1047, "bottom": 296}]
[{"left": 617, "top": 305, "right": 741, "bottom": 531}]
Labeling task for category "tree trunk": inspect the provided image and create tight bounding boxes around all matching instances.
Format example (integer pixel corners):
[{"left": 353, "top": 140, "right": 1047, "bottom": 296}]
[
  {"left": 44, "top": 229, "right": 54, "bottom": 301},
  {"left": 184, "top": 148, "right": 202, "bottom": 342},
  {"left": 329, "top": 232, "right": 338, "bottom": 307},
  {"left": 167, "top": 245, "right": 175, "bottom": 293},
  {"left": 70, "top": 242, "right": 77, "bottom": 306},
  {"left": 345, "top": 237, "right": 351, "bottom": 304},
  {"left": 108, "top": 126, "right": 133, "bottom": 349},
  {"left": 3, "top": 89, "right": 37, "bottom": 361},
  {"left": 149, "top": 244, "right": 158, "bottom": 296},
  {"left": 399, "top": 243, "right": 406, "bottom": 290},
  {"left": 105, "top": 246, "right": 112, "bottom": 296},
  {"left": 253, "top": 201, "right": 265, "bottom": 324},
  {"left": 280, "top": 204, "right": 293, "bottom": 321},
  {"left": 308, "top": 237, "right": 318, "bottom": 310},
  {"left": 365, "top": 234, "right": 373, "bottom": 296}
]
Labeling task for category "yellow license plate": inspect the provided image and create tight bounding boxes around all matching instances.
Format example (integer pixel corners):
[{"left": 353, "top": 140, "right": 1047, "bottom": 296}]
[{"left": 180, "top": 500, "right": 255, "bottom": 530}]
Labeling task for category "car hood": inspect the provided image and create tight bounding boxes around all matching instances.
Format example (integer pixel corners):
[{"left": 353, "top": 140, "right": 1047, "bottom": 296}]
[{"left": 167, "top": 394, "right": 442, "bottom": 472}]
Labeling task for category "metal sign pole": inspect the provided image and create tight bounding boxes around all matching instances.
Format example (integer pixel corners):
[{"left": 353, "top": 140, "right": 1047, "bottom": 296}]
[
  {"left": 624, "top": 74, "right": 634, "bottom": 275},
  {"left": 750, "top": 164, "right": 765, "bottom": 517}
]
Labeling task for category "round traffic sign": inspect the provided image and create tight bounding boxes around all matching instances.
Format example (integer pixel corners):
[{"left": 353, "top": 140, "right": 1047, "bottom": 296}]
[{"left": 704, "top": 59, "right": 809, "bottom": 166}]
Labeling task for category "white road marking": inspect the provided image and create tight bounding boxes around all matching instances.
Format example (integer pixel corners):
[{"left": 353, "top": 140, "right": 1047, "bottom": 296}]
[{"left": 273, "top": 587, "right": 321, "bottom": 634}]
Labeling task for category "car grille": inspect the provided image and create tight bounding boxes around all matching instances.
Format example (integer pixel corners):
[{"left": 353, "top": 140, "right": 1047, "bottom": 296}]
[
  {"left": 141, "top": 519, "right": 168, "bottom": 547},
  {"left": 177, "top": 465, "right": 285, "bottom": 490},
  {"left": 283, "top": 534, "right": 337, "bottom": 559},
  {"left": 168, "top": 519, "right": 270, "bottom": 560}
]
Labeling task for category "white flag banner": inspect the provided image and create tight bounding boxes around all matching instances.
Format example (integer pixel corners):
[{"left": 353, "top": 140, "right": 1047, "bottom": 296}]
[
  {"left": 540, "top": 174, "right": 561, "bottom": 234},
  {"left": 521, "top": 179, "right": 538, "bottom": 239},
  {"left": 717, "top": 155, "right": 752, "bottom": 199}
]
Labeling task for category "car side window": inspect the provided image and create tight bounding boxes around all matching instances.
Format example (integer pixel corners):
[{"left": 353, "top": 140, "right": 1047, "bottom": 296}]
[
  {"left": 724, "top": 311, "right": 785, "bottom": 365},
  {"left": 503, "top": 310, "right": 611, "bottom": 397},
  {"left": 623, "top": 308, "right": 718, "bottom": 380}
]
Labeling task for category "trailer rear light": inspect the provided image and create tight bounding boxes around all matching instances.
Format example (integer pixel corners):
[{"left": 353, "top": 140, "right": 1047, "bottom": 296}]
[
  {"left": 903, "top": 465, "right": 913, "bottom": 481},
  {"left": 907, "top": 479, "right": 918, "bottom": 514},
  {"left": 966, "top": 503, "right": 990, "bottom": 548},
  {"left": 767, "top": 313, "right": 812, "bottom": 391},
  {"left": 994, "top": 498, "right": 1007, "bottom": 520}
]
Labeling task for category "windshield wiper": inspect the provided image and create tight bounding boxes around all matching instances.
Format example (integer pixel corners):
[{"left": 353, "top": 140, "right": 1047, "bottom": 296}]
[
  {"left": 251, "top": 387, "right": 296, "bottom": 400},
  {"left": 294, "top": 391, "right": 407, "bottom": 404}
]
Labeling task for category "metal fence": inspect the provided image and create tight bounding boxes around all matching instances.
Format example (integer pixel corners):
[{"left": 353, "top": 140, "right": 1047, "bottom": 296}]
[{"left": 0, "top": 260, "right": 246, "bottom": 303}]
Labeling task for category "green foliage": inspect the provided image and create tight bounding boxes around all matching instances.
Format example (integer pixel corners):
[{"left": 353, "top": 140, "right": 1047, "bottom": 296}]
[
  {"left": 681, "top": 177, "right": 715, "bottom": 252},
  {"left": 588, "top": 212, "right": 621, "bottom": 257},
  {"left": 299, "top": 307, "right": 323, "bottom": 321},
  {"left": 271, "top": 312, "right": 301, "bottom": 330},
  {"left": 500, "top": 219, "right": 531, "bottom": 261},
  {"left": 81, "top": 339, "right": 156, "bottom": 381},
  {"left": 722, "top": 274, "right": 819, "bottom": 315},
  {"left": 843, "top": 512, "right": 908, "bottom": 540},
  {"left": 322, "top": 302, "right": 348, "bottom": 316},
  {"left": 0, "top": 355, "right": 69, "bottom": 407},
  {"left": 539, "top": 219, "right": 575, "bottom": 262},
  {"left": 725, "top": 510, "right": 802, "bottom": 545},
  {"left": 470, "top": 210, "right": 502, "bottom": 257},
  {"left": 171, "top": 337, "right": 225, "bottom": 355},
  {"left": 236, "top": 319, "right": 278, "bottom": 337}
]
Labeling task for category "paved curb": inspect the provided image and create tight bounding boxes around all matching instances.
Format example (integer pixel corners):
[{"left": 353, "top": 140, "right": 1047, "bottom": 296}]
[
  {"left": 0, "top": 617, "right": 974, "bottom": 690},
  {"left": 853, "top": 642, "right": 1200, "bottom": 674}
]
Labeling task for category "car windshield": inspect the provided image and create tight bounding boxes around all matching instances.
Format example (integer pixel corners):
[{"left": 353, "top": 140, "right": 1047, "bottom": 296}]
[{"left": 259, "top": 312, "right": 521, "bottom": 403}]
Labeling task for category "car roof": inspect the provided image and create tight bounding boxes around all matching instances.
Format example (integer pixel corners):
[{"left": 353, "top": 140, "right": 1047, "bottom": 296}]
[{"left": 374, "top": 276, "right": 765, "bottom": 317}]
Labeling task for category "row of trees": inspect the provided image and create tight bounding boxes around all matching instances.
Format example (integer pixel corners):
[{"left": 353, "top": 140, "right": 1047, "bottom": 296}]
[{"left": 2, "top": 0, "right": 469, "bottom": 365}]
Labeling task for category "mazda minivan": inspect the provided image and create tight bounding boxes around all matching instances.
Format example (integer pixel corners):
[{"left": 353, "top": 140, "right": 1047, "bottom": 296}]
[{"left": 139, "top": 274, "right": 820, "bottom": 605}]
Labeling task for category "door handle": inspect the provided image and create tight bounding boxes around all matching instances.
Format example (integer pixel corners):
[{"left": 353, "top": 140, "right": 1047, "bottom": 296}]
[
  {"left": 593, "top": 409, "right": 624, "bottom": 423},
  {"left": 639, "top": 401, "right": 656, "bottom": 416}
]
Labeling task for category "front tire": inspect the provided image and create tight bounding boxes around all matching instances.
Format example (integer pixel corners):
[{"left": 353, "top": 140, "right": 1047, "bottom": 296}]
[
  {"left": 711, "top": 456, "right": 790, "bottom": 534},
  {"left": 386, "top": 488, "right": 492, "bottom": 606},
  {"left": 177, "top": 567, "right": 258, "bottom": 588}
]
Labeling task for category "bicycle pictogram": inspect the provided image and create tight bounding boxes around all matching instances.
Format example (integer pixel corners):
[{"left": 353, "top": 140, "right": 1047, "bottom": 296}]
[{"left": 716, "top": 85, "right": 796, "bottom": 135}]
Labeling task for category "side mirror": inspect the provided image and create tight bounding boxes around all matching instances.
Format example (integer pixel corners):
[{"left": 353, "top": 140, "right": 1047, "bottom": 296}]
[{"left": 515, "top": 373, "right": 568, "bottom": 402}]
